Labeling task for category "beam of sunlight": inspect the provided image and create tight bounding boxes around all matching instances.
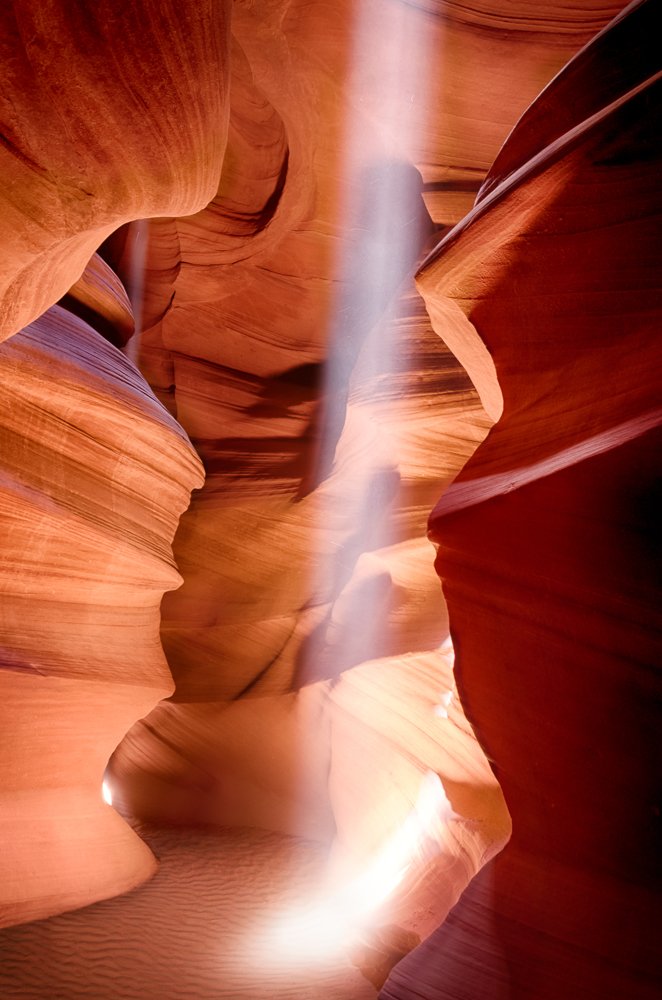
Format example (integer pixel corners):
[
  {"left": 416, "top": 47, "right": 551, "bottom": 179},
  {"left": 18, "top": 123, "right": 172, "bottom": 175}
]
[
  {"left": 267, "top": 771, "right": 454, "bottom": 964},
  {"left": 122, "top": 219, "right": 148, "bottom": 367},
  {"left": 282, "top": 0, "right": 443, "bottom": 959},
  {"left": 300, "top": 1, "right": 435, "bottom": 680}
]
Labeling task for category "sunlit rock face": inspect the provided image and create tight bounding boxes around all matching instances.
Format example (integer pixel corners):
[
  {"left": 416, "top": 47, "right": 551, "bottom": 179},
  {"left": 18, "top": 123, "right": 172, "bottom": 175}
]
[
  {"left": 1, "top": 1, "right": 659, "bottom": 999},
  {"left": 105, "top": 0, "right": 511, "bottom": 955},
  {"left": 103, "top": 0, "right": 619, "bottom": 836},
  {"left": 0, "top": 302, "right": 203, "bottom": 927}
]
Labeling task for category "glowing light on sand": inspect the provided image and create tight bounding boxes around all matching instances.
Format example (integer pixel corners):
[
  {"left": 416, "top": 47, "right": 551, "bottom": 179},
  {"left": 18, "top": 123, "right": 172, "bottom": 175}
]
[
  {"left": 269, "top": 0, "right": 447, "bottom": 967},
  {"left": 270, "top": 771, "right": 453, "bottom": 962},
  {"left": 346, "top": 770, "right": 453, "bottom": 909},
  {"left": 101, "top": 779, "right": 113, "bottom": 806}
]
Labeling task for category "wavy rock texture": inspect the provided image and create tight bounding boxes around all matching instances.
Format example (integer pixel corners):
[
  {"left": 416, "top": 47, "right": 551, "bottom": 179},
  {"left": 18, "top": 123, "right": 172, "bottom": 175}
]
[
  {"left": 0, "top": 0, "right": 231, "bottom": 342},
  {"left": 408, "top": 2, "right": 662, "bottom": 997},
  {"left": 99, "top": 1, "right": 625, "bottom": 992},
  {"left": 61, "top": 253, "right": 135, "bottom": 348},
  {"left": 0, "top": 1, "right": 654, "bottom": 1000},
  {"left": 105, "top": 0, "right": 617, "bottom": 842},
  {"left": 0, "top": 304, "right": 203, "bottom": 927}
]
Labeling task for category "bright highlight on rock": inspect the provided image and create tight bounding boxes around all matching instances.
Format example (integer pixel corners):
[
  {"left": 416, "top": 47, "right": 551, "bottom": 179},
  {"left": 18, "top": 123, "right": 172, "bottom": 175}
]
[
  {"left": 102, "top": 780, "right": 113, "bottom": 807},
  {"left": 268, "top": 771, "right": 454, "bottom": 964}
]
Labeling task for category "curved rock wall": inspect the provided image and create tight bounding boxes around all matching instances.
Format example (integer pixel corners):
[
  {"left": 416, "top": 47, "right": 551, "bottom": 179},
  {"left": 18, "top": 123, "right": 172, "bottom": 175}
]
[
  {"left": 0, "top": 0, "right": 231, "bottom": 341},
  {"left": 1, "top": 2, "right": 657, "bottom": 1000},
  {"left": 0, "top": 0, "right": 230, "bottom": 929},
  {"left": 105, "top": 0, "right": 619, "bottom": 842},
  {"left": 0, "top": 302, "right": 203, "bottom": 927},
  {"left": 407, "top": 2, "right": 662, "bottom": 996}
]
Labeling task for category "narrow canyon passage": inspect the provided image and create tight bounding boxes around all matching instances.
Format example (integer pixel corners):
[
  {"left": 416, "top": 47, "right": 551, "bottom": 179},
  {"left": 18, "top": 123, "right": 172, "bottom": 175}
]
[{"left": 1, "top": 2, "right": 660, "bottom": 999}]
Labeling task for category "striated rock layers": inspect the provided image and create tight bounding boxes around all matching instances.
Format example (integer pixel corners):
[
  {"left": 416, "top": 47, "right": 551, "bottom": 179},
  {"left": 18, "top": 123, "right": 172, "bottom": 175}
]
[
  {"left": 1, "top": 1, "right": 659, "bottom": 999},
  {"left": 0, "top": 0, "right": 227, "bottom": 929},
  {"left": 0, "top": 300, "right": 203, "bottom": 927},
  {"left": 103, "top": 0, "right": 619, "bottom": 852},
  {"left": 0, "top": 0, "right": 231, "bottom": 342},
  {"left": 397, "top": 2, "right": 662, "bottom": 997}
]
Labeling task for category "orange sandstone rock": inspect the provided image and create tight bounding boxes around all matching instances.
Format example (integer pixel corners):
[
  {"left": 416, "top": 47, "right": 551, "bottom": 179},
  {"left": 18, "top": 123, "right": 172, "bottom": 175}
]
[
  {"left": 0, "top": 305, "right": 203, "bottom": 927},
  {"left": 0, "top": 0, "right": 231, "bottom": 342},
  {"left": 0, "top": 5, "right": 655, "bottom": 1000}
]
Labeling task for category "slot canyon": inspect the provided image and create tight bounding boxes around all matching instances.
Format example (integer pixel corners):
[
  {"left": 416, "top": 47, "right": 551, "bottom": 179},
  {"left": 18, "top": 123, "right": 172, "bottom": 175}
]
[{"left": 0, "top": 1, "right": 660, "bottom": 998}]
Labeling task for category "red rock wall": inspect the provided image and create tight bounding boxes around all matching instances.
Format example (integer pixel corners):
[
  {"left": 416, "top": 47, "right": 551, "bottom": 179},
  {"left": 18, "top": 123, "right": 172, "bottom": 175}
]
[
  {"left": 104, "top": 0, "right": 622, "bottom": 843},
  {"left": 2, "top": 3, "right": 658, "bottom": 1000},
  {"left": 406, "top": 2, "right": 662, "bottom": 995}
]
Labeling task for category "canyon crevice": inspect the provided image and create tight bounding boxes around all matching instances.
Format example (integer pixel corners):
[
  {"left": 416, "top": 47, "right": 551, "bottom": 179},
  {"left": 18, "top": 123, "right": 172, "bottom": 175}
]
[{"left": 0, "top": 2, "right": 659, "bottom": 999}]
